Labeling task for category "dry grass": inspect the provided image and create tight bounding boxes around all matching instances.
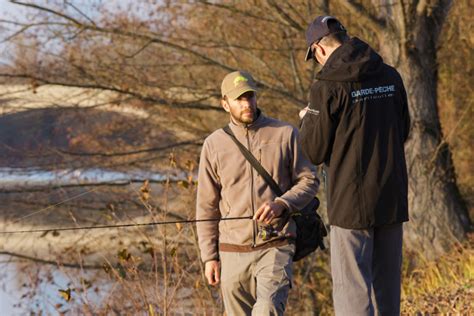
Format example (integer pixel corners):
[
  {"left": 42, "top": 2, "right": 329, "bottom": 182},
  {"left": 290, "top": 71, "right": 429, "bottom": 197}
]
[
  {"left": 3, "top": 188, "right": 473, "bottom": 315},
  {"left": 1, "top": 151, "right": 471, "bottom": 314},
  {"left": 401, "top": 234, "right": 474, "bottom": 314}
]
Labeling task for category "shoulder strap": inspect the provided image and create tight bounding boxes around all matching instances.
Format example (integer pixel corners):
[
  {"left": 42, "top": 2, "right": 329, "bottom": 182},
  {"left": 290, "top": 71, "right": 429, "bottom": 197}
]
[{"left": 222, "top": 125, "right": 284, "bottom": 196}]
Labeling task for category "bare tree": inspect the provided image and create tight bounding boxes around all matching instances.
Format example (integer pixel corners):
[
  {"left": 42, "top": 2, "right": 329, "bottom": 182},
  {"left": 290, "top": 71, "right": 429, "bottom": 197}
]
[{"left": 0, "top": 0, "right": 470, "bottom": 258}]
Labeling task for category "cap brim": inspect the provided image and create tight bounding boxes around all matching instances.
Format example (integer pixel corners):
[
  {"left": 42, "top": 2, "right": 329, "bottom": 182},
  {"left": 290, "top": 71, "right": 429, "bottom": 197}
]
[
  {"left": 226, "top": 86, "right": 257, "bottom": 100},
  {"left": 305, "top": 46, "right": 313, "bottom": 61}
]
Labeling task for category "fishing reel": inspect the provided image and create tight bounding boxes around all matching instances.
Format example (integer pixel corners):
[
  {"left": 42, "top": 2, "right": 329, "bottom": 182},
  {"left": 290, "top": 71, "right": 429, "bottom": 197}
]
[{"left": 258, "top": 225, "right": 279, "bottom": 241}]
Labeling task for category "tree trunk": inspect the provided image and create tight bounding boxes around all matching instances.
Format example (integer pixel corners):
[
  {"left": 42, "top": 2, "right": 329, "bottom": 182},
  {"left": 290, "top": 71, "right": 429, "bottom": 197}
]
[
  {"left": 375, "top": 0, "right": 471, "bottom": 258},
  {"left": 400, "top": 55, "right": 470, "bottom": 259}
]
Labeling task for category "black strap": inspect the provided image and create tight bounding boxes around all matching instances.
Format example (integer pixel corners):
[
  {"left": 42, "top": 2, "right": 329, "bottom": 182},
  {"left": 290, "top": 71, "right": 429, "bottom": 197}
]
[{"left": 222, "top": 125, "right": 284, "bottom": 196}]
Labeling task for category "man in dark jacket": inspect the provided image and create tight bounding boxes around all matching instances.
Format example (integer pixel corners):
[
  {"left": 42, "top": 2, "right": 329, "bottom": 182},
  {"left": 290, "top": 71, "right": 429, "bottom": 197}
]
[{"left": 299, "top": 16, "right": 410, "bottom": 315}]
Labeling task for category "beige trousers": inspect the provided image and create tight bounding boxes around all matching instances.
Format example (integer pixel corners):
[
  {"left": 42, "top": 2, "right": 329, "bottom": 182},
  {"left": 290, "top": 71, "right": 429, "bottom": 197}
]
[{"left": 219, "top": 243, "right": 294, "bottom": 316}]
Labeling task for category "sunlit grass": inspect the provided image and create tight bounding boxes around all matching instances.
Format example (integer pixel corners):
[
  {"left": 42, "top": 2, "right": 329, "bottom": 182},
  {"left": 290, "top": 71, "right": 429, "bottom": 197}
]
[{"left": 401, "top": 234, "right": 473, "bottom": 314}]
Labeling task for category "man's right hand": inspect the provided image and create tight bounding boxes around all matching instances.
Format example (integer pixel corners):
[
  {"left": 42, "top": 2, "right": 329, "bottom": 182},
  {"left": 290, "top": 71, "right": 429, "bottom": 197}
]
[{"left": 204, "top": 260, "right": 220, "bottom": 286}]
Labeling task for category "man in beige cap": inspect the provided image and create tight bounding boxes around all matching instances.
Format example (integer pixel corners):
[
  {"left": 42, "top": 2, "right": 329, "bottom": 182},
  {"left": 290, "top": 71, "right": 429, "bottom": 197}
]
[{"left": 196, "top": 70, "right": 318, "bottom": 315}]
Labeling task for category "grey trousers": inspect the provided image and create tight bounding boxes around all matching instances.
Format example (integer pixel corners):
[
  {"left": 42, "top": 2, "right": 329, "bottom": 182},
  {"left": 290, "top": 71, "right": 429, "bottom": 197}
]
[
  {"left": 330, "top": 224, "right": 403, "bottom": 316},
  {"left": 219, "top": 244, "right": 294, "bottom": 316}
]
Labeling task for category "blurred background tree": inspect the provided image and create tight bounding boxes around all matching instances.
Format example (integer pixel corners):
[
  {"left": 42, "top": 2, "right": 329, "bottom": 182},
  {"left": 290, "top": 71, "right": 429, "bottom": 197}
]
[{"left": 0, "top": 0, "right": 471, "bottom": 259}]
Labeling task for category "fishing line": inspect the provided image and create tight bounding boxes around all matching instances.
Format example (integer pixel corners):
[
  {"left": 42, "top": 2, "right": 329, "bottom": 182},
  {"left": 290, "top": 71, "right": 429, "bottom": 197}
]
[{"left": 11, "top": 186, "right": 102, "bottom": 223}]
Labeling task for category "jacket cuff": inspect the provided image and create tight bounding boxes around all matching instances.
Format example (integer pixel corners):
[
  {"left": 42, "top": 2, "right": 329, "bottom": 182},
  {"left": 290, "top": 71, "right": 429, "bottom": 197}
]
[
  {"left": 274, "top": 197, "right": 293, "bottom": 213},
  {"left": 204, "top": 258, "right": 220, "bottom": 264},
  {"left": 201, "top": 252, "right": 219, "bottom": 263}
]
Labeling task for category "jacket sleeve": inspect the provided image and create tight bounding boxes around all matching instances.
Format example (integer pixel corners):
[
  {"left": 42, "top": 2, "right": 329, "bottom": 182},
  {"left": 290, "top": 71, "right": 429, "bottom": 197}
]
[
  {"left": 400, "top": 83, "right": 411, "bottom": 143},
  {"left": 299, "top": 82, "right": 337, "bottom": 165},
  {"left": 275, "top": 127, "right": 319, "bottom": 212},
  {"left": 196, "top": 139, "right": 221, "bottom": 263}
]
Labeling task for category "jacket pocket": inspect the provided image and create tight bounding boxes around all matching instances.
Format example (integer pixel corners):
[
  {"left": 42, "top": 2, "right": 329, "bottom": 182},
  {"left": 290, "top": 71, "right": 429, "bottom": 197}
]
[{"left": 258, "top": 142, "right": 286, "bottom": 178}]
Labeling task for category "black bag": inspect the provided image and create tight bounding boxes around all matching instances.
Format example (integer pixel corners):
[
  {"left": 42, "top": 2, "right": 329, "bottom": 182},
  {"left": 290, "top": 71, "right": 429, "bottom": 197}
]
[
  {"left": 222, "top": 126, "right": 327, "bottom": 261},
  {"left": 291, "top": 197, "right": 327, "bottom": 261}
]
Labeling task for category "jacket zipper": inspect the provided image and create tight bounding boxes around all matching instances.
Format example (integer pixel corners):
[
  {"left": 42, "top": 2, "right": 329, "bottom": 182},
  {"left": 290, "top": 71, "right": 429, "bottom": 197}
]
[{"left": 246, "top": 127, "right": 257, "bottom": 247}]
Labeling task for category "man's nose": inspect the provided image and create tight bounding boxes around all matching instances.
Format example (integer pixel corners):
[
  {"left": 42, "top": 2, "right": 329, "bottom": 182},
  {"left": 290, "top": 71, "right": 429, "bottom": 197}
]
[{"left": 239, "top": 98, "right": 251, "bottom": 106}]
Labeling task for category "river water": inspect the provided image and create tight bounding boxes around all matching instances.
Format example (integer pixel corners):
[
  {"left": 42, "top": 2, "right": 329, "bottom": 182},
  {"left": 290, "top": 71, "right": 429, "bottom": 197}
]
[
  {"left": 0, "top": 168, "right": 192, "bottom": 314},
  {"left": 0, "top": 254, "right": 109, "bottom": 315},
  {"left": 0, "top": 167, "right": 188, "bottom": 188}
]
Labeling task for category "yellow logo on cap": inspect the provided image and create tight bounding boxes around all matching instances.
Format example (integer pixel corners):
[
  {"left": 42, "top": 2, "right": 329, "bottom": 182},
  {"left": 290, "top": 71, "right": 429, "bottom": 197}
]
[{"left": 233, "top": 75, "right": 248, "bottom": 87}]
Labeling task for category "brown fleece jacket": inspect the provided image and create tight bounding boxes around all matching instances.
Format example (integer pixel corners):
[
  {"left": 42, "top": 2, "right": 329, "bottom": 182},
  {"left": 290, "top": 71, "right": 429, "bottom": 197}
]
[{"left": 196, "top": 113, "right": 319, "bottom": 263}]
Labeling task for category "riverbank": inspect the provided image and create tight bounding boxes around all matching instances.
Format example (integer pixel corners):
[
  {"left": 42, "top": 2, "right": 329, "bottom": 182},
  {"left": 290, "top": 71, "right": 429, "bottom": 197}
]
[{"left": 0, "top": 183, "right": 472, "bottom": 314}]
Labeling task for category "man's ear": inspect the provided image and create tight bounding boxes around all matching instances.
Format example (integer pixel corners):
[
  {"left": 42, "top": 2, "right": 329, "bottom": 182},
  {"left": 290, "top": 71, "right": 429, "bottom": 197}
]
[
  {"left": 315, "top": 43, "right": 326, "bottom": 58},
  {"left": 221, "top": 98, "right": 230, "bottom": 113},
  {"left": 320, "top": 45, "right": 327, "bottom": 57}
]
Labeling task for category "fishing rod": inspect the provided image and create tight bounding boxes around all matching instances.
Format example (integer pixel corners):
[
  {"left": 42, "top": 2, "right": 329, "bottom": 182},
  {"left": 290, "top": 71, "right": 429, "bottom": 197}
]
[{"left": 0, "top": 216, "right": 253, "bottom": 235}]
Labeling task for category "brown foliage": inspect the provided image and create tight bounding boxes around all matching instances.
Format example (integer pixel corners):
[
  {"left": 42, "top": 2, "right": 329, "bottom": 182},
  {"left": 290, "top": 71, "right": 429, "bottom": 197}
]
[
  {"left": 0, "top": 2, "right": 472, "bottom": 313},
  {"left": 437, "top": 0, "right": 474, "bottom": 216}
]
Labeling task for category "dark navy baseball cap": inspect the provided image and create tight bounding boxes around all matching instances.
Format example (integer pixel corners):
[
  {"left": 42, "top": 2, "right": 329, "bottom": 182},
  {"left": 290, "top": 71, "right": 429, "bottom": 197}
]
[{"left": 305, "top": 16, "right": 346, "bottom": 61}]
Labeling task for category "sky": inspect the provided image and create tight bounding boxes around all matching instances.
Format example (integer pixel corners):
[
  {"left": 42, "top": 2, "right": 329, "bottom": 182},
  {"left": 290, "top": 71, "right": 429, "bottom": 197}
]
[
  {"left": 0, "top": 1, "right": 28, "bottom": 65},
  {"left": 0, "top": 0, "right": 151, "bottom": 66}
]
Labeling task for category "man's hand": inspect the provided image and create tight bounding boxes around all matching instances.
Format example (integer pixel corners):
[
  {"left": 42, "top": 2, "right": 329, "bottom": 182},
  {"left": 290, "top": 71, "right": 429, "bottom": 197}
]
[
  {"left": 205, "top": 260, "right": 220, "bottom": 286},
  {"left": 299, "top": 106, "right": 309, "bottom": 119},
  {"left": 253, "top": 201, "right": 286, "bottom": 224}
]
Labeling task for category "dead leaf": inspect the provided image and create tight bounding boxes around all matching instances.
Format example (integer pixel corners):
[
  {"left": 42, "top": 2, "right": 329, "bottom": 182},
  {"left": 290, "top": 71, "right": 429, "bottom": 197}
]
[
  {"left": 58, "top": 288, "right": 71, "bottom": 302},
  {"left": 118, "top": 248, "right": 131, "bottom": 261},
  {"left": 178, "top": 180, "right": 189, "bottom": 189},
  {"left": 102, "top": 263, "right": 111, "bottom": 274},
  {"left": 140, "top": 180, "right": 151, "bottom": 201},
  {"left": 169, "top": 153, "right": 177, "bottom": 168}
]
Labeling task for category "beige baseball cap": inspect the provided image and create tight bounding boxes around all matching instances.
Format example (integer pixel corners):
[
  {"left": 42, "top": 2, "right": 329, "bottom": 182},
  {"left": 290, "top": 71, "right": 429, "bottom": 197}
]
[{"left": 221, "top": 70, "right": 257, "bottom": 100}]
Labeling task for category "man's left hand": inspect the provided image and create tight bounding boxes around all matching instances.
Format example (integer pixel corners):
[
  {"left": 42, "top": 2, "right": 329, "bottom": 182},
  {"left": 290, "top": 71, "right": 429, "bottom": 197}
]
[
  {"left": 253, "top": 201, "right": 286, "bottom": 224},
  {"left": 299, "top": 106, "right": 309, "bottom": 119}
]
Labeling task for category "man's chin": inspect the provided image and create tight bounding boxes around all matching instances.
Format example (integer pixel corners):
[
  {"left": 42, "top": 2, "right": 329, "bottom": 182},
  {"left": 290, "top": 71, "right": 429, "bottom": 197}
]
[
  {"left": 241, "top": 117, "right": 254, "bottom": 124},
  {"left": 231, "top": 113, "right": 254, "bottom": 124},
  {"left": 240, "top": 114, "right": 255, "bottom": 123}
]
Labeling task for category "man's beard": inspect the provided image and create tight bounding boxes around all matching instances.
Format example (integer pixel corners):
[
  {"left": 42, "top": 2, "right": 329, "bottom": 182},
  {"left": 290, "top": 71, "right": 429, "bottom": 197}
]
[{"left": 232, "top": 108, "right": 256, "bottom": 124}]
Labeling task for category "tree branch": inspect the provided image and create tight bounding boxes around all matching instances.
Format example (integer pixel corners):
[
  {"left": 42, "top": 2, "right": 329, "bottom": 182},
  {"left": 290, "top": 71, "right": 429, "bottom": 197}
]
[
  {"left": 416, "top": 0, "right": 429, "bottom": 16},
  {"left": 65, "top": 0, "right": 97, "bottom": 27},
  {"left": 0, "top": 73, "right": 223, "bottom": 111},
  {"left": 9, "top": 1, "right": 235, "bottom": 71},
  {"left": 10, "top": 0, "right": 83, "bottom": 25},
  {"left": 336, "top": 0, "right": 388, "bottom": 36},
  {"left": 0, "top": 251, "right": 103, "bottom": 269},
  {"left": 264, "top": 0, "right": 305, "bottom": 31},
  {"left": 0, "top": 20, "right": 71, "bottom": 43},
  {"left": 286, "top": 34, "right": 305, "bottom": 100},
  {"left": 0, "top": 178, "right": 188, "bottom": 193},
  {"left": 196, "top": 0, "right": 289, "bottom": 27},
  {"left": 57, "top": 138, "right": 204, "bottom": 157},
  {"left": 429, "top": 0, "right": 453, "bottom": 43},
  {"left": 8, "top": 1, "right": 305, "bottom": 107}
]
